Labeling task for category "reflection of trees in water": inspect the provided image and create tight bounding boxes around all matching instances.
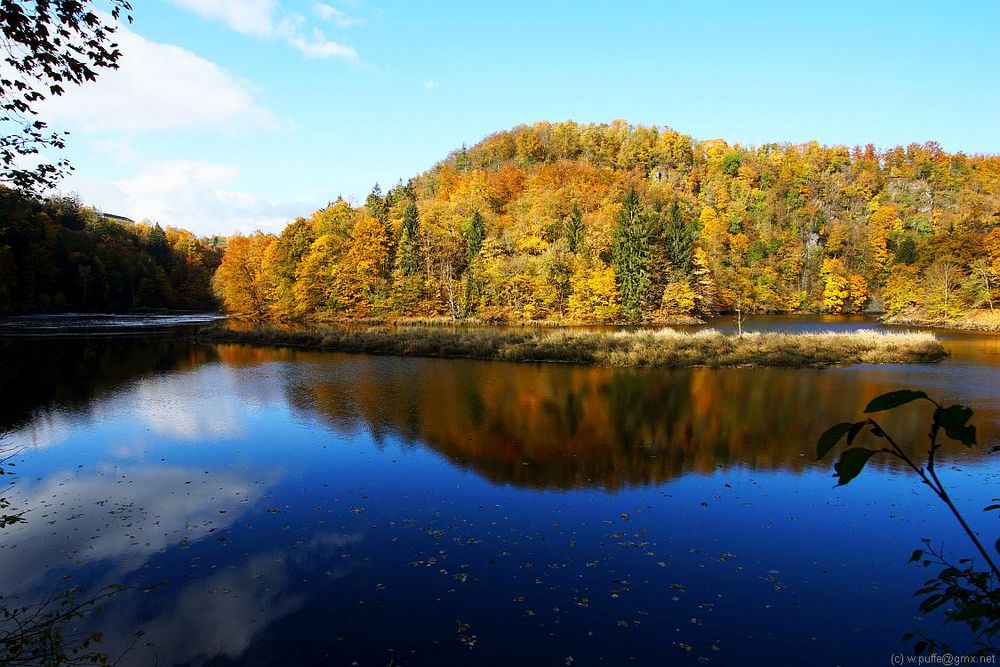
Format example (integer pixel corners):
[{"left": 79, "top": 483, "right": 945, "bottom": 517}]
[
  {"left": 0, "top": 336, "right": 220, "bottom": 432},
  {"left": 6, "top": 336, "right": 996, "bottom": 492},
  {"left": 0, "top": 432, "right": 22, "bottom": 529},
  {"left": 279, "top": 353, "right": 994, "bottom": 490},
  {"left": 0, "top": 584, "right": 140, "bottom": 666}
]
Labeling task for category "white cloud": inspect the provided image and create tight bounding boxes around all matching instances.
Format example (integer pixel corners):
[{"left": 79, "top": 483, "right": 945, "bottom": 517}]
[
  {"left": 169, "top": 0, "right": 276, "bottom": 37},
  {"left": 44, "top": 28, "right": 273, "bottom": 133},
  {"left": 424, "top": 79, "right": 440, "bottom": 90},
  {"left": 169, "top": 0, "right": 359, "bottom": 61},
  {"left": 66, "top": 159, "right": 312, "bottom": 236},
  {"left": 277, "top": 17, "right": 358, "bottom": 60},
  {"left": 314, "top": 3, "right": 365, "bottom": 27},
  {"left": 90, "top": 138, "right": 135, "bottom": 162}
]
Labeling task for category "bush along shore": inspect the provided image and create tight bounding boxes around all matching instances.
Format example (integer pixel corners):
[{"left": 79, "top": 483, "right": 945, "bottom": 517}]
[{"left": 195, "top": 325, "right": 948, "bottom": 368}]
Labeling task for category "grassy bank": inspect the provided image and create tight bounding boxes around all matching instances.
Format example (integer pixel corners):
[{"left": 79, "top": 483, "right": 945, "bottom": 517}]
[
  {"left": 884, "top": 308, "right": 1000, "bottom": 333},
  {"left": 196, "top": 325, "right": 947, "bottom": 368}
]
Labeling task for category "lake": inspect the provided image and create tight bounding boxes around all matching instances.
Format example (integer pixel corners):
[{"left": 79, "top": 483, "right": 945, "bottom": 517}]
[{"left": 1, "top": 315, "right": 998, "bottom": 666}]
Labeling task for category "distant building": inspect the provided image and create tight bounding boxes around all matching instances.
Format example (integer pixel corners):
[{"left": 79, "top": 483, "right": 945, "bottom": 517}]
[{"left": 101, "top": 213, "right": 136, "bottom": 224}]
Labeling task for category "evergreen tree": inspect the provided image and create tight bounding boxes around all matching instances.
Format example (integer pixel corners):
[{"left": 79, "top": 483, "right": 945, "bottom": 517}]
[
  {"left": 397, "top": 202, "right": 422, "bottom": 276},
  {"left": 455, "top": 143, "right": 469, "bottom": 171},
  {"left": 464, "top": 210, "right": 485, "bottom": 261},
  {"left": 564, "top": 202, "right": 584, "bottom": 254},
  {"left": 664, "top": 202, "right": 693, "bottom": 275},
  {"left": 148, "top": 223, "right": 170, "bottom": 265},
  {"left": 895, "top": 235, "right": 918, "bottom": 265},
  {"left": 366, "top": 183, "right": 387, "bottom": 224},
  {"left": 611, "top": 187, "right": 651, "bottom": 321},
  {"left": 365, "top": 183, "right": 395, "bottom": 280}
]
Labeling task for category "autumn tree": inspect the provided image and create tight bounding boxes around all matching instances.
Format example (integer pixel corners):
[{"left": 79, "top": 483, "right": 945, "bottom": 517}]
[
  {"left": 213, "top": 233, "right": 274, "bottom": 320},
  {"left": 924, "top": 259, "right": 965, "bottom": 319},
  {"left": 331, "top": 215, "right": 392, "bottom": 317},
  {"left": 207, "top": 120, "right": 1000, "bottom": 325},
  {"left": 264, "top": 218, "right": 315, "bottom": 318}
]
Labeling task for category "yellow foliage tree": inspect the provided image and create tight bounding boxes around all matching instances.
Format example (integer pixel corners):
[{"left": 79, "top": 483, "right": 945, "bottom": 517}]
[
  {"left": 658, "top": 280, "right": 696, "bottom": 317},
  {"left": 294, "top": 235, "right": 341, "bottom": 316},
  {"left": 866, "top": 203, "right": 902, "bottom": 270},
  {"left": 213, "top": 233, "right": 274, "bottom": 320},
  {"left": 698, "top": 207, "right": 727, "bottom": 255},
  {"left": 331, "top": 216, "right": 392, "bottom": 317},
  {"left": 882, "top": 264, "right": 923, "bottom": 315},
  {"left": 847, "top": 274, "right": 868, "bottom": 312},
  {"left": 567, "top": 259, "right": 621, "bottom": 322},
  {"left": 820, "top": 258, "right": 849, "bottom": 313},
  {"left": 690, "top": 246, "right": 719, "bottom": 315}
]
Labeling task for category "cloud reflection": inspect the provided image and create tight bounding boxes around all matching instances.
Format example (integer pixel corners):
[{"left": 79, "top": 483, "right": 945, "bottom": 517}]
[{"left": 0, "top": 465, "right": 275, "bottom": 590}]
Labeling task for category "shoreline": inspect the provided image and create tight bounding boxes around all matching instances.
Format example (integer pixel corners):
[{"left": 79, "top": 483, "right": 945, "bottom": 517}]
[
  {"left": 194, "top": 324, "right": 948, "bottom": 368},
  {"left": 882, "top": 309, "right": 1000, "bottom": 333}
]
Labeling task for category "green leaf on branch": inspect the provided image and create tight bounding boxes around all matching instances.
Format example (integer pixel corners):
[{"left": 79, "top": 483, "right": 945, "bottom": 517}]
[
  {"left": 833, "top": 448, "right": 877, "bottom": 486},
  {"left": 846, "top": 421, "right": 866, "bottom": 447},
  {"left": 909, "top": 549, "right": 924, "bottom": 563},
  {"left": 816, "top": 422, "right": 856, "bottom": 460},
  {"left": 864, "top": 390, "right": 927, "bottom": 413},
  {"left": 934, "top": 405, "right": 976, "bottom": 447}
]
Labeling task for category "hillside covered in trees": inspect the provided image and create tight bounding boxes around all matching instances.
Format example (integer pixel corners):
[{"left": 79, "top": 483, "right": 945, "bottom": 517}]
[
  {"left": 217, "top": 120, "right": 1000, "bottom": 324},
  {"left": 0, "top": 187, "right": 221, "bottom": 314}
]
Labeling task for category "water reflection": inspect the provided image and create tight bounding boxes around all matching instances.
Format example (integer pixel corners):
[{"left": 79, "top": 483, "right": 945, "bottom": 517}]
[
  {"left": 0, "top": 465, "right": 275, "bottom": 589},
  {"left": 3, "top": 335, "right": 998, "bottom": 491},
  {"left": 0, "top": 325, "right": 997, "bottom": 665},
  {"left": 273, "top": 350, "right": 997, "bottom": 490},
  {"left": 0, "top": 336, "right": 221, "bottom": 432}
]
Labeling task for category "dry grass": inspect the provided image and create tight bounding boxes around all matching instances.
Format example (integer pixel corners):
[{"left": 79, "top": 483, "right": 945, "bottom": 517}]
[
  {"left": 196, "top": 325, "right": 947, "bottom": 368},
  {"left": 884, "top": 308, "right": 1000, "bottom": 332},
  {"left": 307, "top": 314, "right": 705, "bottom": 328}
]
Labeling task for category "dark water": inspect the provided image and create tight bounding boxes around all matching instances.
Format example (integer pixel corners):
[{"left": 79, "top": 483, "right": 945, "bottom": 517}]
[{"left": 0, "top": 316, "right": 998, "bottom": 666}]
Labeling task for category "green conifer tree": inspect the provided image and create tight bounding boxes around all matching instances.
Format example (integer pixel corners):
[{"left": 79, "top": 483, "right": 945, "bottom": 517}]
[
  {"left": 397, "top": 202, "right": 422, "bottom": 276},
  {"left": 611, "top": 187, "right": 651, "bottom": 321},
  {"left": 664, "top": 202, "right": 693, "bottom": 275},
  {"left": 564, "top": 202, "right": 584, "bottom": 254}
]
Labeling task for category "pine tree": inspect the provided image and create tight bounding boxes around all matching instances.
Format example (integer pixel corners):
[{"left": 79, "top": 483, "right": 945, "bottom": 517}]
[
  {"left": 564, "top": 202, "right": 584, "bottom": 254},
  {"left": 148, "top": 223, "right": 169, "bottom": 265},
  {"left": 365, "top": 183, "right": 387, "bottom": 224},
  {"left": 664, "top": 202, "right": 693, "bottom": 275},
  {"left": 397, "top": 202, "right": 422, "bottom": 276},
  {"left": 465, "top": 210, "right": 485, "bottom": 261},
  {"left": 611, "top": 187, "right": 651, "bottom": 321}
]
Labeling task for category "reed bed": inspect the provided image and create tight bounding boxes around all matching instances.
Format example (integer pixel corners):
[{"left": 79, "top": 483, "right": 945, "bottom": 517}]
[{"left": 196, "top": 325, "right": 947, "bottom": 368}]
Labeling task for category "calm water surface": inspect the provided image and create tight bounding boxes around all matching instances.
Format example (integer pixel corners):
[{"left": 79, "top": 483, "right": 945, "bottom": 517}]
[{"left": 0, "top": 315, "right": 998, "bottom": 666}]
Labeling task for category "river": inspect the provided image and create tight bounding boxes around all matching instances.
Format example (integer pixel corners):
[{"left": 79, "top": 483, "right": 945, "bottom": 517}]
[{"left": 0, "top": 315, "right": 997, "bottom": 665}]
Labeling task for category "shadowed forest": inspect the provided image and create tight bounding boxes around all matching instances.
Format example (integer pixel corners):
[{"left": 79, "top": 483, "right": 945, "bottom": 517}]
[{"left": 0, "top": 189, "right": 222, "bottom": 314}]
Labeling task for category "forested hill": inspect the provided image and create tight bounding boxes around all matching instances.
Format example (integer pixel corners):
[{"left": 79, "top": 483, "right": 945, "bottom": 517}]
[
  {"left": 0, "top": 188, "right": 221, "bottom": 314},
  {"left": 217, "top": 120, "right": 996, "bottom": 323}
]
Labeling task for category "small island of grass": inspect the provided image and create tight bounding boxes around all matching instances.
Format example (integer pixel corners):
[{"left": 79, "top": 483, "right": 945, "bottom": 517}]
[{"left": 196, "top": 325, "right": 947, "bottom": 368}]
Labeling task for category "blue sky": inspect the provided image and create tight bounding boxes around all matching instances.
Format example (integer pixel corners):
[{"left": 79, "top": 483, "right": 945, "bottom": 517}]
[{"left": 44, "top": 0, "right": 1000, "bottom": 236}]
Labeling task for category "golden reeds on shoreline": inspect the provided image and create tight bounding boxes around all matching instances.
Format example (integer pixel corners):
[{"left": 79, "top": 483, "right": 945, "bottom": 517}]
[{"left": 195, "top": 325, "right": 948, "bottom": 368}]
